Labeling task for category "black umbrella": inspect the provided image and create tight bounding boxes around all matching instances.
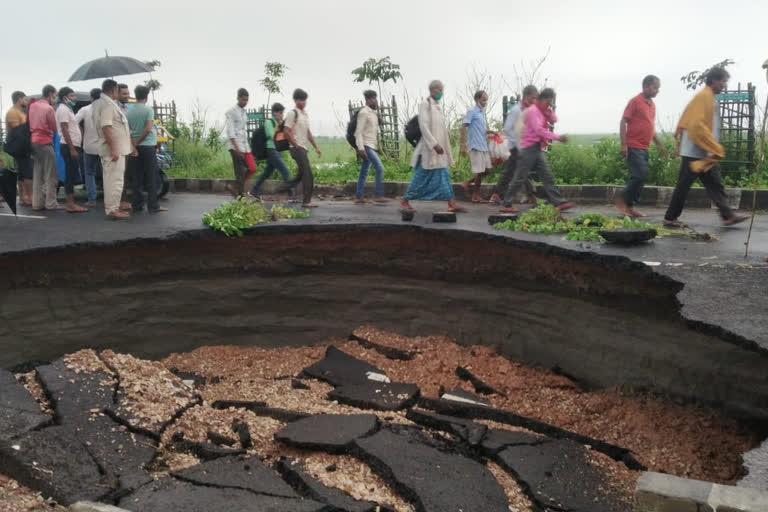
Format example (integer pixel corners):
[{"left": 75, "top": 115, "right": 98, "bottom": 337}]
[
  {"left": 68, "top": 55, "right": 152, "bottom": 82},
  {"left": 0, "top": 167, "right": 18, "bottom": 215}
]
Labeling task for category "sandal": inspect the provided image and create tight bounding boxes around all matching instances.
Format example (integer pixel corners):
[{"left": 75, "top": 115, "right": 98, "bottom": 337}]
[
  {"left": 302, "top": 203, "right": 318, "bottom": 208},
  {"left": 448, "top": 206, "right": 468, "bottom": 213},
  {"left": 663, "top": 219, "right": 684, "bottom": 228}
]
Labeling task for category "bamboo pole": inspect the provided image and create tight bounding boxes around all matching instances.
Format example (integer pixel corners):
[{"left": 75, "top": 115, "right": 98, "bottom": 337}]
[{"left": 743, "top": 59, "right": 768, "bottom": 258}]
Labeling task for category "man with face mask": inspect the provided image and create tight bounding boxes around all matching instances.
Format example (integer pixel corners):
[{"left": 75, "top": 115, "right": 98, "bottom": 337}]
[
  {"left": 353, "top": 90, "right": 388, "bottom": 204},
  {"left": 400, "top": 80, "right": 465, "bottom": 213},
  {"left": 28, "top": 84, "right": 62, "bottom": 211},
  {"left": 55, "top": 87, "right": 88, "bottom": 212},
  {"left": 460, "top": 90, "right": 492, "bottom": 203},
  {"left": 117, "top": 84, "right": 133, "bottom": 210}
]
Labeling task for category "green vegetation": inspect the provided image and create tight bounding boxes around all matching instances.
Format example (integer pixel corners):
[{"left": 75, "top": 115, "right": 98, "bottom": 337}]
[
  {"left": 202, "top": 197, "right": 309, "bottom": 236},
  {"left": 492, "top": 202, "right": 667, "bottom": 242}
]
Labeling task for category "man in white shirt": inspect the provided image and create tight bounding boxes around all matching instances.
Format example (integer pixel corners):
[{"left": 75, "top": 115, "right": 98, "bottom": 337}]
[
  {"left": 280, "top": 88, "right": 322, "bottom": 208},
  {"left": 55, "top": 87, "right": 87, "bottom": 212},
  {"left": 74, "top": 88, "right": 103, "bottom": 207},
  {"left": 224, "top": 88, "right": 250, "bottom": 197},
  {"left": 353, "top": 90, "right": 388, "bottom": 204},
  {"left": 489, "top": 85, "right": 538, "bottom": 206}
]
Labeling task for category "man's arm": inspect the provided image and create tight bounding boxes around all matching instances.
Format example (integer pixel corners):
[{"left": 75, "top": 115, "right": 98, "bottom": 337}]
[
  {"left": 102, "top": 126, "right": 119, "bottom": 161},
  {"left": 135, "top": 120, "right": 152, "bottom": 146},
  {"left": 460, "top": 124, "right": 469, "bottom": 155},
  {"left": 307, "top": 128, "right": 321, "bottom": 157},
  {"left": 652, "top": 133, "right": 668, "bottom": 157},
  {"left": 417, "top": 100, "right": 439, "bottom": 152},
  {"left": 529, "top": 108, "right": 563, "bottom": 142},
  {"left": 619, "top": 117, "right": 629, "bottom": 158},
  {"left": 224, "top": 109, "right": 242, "bottom": 156},
  {"left": 354, "top": 110, "right": 367, "bottom": 158},
  {"left": 284, "top": 111, "right": 299, "bottom": 148}
]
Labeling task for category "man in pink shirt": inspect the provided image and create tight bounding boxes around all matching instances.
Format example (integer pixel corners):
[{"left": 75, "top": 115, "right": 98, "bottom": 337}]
[
  {"left": 501, "top": 88, "right": 573, "bottom": 213},
  {"left": 28, "top": 85, "right": 62, "bottom": 210}
]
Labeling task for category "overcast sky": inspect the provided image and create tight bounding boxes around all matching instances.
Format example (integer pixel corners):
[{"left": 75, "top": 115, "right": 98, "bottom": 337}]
[{"left": 2, "top": 0, "right": 766, "bottom": 137}]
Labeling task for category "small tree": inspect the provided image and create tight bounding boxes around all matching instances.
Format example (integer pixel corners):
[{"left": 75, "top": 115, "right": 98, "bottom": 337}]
[
  {"left": 143, "top": 59, "right": 162, "bottom": 102},
  {"left": 351, "top": 56, "right": 403, "bottom": 99},
  {"left": 259, "top": 61, "right": 289, "bottom": 106},
  {"left": 680, "top": 59, "right": 735, "bottom": 90}
]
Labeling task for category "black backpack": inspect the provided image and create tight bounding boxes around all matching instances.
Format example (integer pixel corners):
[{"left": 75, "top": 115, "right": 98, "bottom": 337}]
[
  {"left": 404, "top": 116, "right": 421, "bottom": 147},
  {"left": 345, "top": 109, "right": 361, "bottom": 149},
  {"left": 4, "top": 122, "right": 31, "bottom": 159},
  {"left": 250, "top": 122, "right": 269, "bottom": 161}
]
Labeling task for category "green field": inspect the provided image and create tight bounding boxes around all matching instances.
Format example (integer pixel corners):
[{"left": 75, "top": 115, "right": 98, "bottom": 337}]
[{"left": 166, "top": 133, "right": 767, "bottom": 189}]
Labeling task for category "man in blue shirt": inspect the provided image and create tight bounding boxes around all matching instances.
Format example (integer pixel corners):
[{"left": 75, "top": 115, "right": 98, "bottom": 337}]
[
  {"left": 460, "top": 91, "right": 491, "bottom": 203},
  {"left": 126, "top": 85, "right": 166, "bottom": 213}
]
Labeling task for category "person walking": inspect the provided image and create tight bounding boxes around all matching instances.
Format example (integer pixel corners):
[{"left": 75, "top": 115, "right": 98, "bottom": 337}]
[
  {"left": 280, "top": 88, "right": 322, "bottom": 208},
  {"left": 55, "top": 87, "right": 88, "bottom": 212},
  {"left": 248, "top": 102, "right": 294, "bottom": 200},
  {"left": 93, "top": 79, "right": 132, "bottom": 219},
  {"left": 224, "top": 88, "right": 250, "bottom": 197},
  {"left": 354, "top": 90, "right": 388, "bottom": 204},
  {"left": 5, "top": 91, "right": 33, "bottom": 206},
  {"left": 616, "top": 75, "right": 668, "bottom": 217},
  {"left": 126, "top": 85, "right": 166, "bottom": 213},
  {"left": 74, "top": 88, "right": 103, "bottom": 208},
  {"left": 489, "top": 85, "right": 538, "bottom": 206},
  {"left": 400, "top": 80, "right": 465, "bottom": 213},
  {"left": 28, "top": 84, "right": 62, "bottom": 211},
  {"left": 460, "top": 90, "right": 492, "bottom": 203},
  {"left": 663, "top": 67, "right": 748, "bottom": 227},
  {"left": 500, "top": 88, "right": 573, "bottom": 213}
]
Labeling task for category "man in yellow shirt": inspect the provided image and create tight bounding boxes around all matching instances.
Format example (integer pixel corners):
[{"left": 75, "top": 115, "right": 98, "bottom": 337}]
[{"left": 5, "top": 91, "right": 32, "bottom": 206}]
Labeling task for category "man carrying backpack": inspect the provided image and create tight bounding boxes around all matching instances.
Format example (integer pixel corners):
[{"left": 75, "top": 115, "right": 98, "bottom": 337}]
[
  {"left": 5, "top": 91, "right": 32, "bottom": 207},
  {"left": 279, "top": 88, "right": 321, "bottom": 208},
  {"left": 248, "top": 102, "right": 294, "bottom": 200},
  {"left": 352, "top": 90, "right": 388, "bottom": 204}
]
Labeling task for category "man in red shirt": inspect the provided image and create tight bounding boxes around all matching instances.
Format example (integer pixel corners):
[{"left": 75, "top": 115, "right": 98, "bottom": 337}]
[
  {"left": 28, "top": 84, "right": 62, "bottom": 211},
  {"left": 616, "top": 75, "right": 667, "bottom": 217}
]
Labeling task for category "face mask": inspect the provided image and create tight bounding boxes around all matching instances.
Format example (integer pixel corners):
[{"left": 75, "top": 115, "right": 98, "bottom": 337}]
[
  {"left": 433, "top": 92, "right": 443, "bottom": 101},
  {"left": 66, "top": 100, "right": 76, "bottom": 109}
]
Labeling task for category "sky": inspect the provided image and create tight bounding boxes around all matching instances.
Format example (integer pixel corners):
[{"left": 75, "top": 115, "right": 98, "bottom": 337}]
[{"left": 1, "top": 0, "right": 767, "bottom": 137}]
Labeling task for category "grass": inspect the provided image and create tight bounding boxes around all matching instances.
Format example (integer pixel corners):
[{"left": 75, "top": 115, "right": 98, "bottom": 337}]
[{"left": 167, "top": 134, "right": 768, "bottom": 189}]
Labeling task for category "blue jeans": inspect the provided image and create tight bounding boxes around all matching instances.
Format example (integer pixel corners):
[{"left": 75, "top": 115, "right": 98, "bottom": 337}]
[
  {"left": 356, "top": 146, "right": 384, "bottom": 198},
  {"left": 83, "top": 152, "right": 103, "bottom": 203},
  {"left": 251, "top": 149, "right": 293, "bottom": 196},
  {"left": 622, "top": 148, "right": 649, "bottom": 206}
]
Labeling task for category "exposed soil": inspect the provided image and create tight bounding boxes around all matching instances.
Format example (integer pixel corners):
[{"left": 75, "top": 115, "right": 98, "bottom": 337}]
[{"left": 1, "top": 327, "right": 760, "bottom": 512}]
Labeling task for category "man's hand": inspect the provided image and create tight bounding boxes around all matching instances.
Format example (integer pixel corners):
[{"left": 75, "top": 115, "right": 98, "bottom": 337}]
[
  {"left": 131, "top": 148, "right": 138, "bottom": 157},
  {"left": 656, "top": 143, "right": 669, "bottom": 158},
  {"left": 460, "top": 145, "right": 468, "bottom": 157},
  {"left": 315, "top": 148, "right": 322, "bottom": 158},
  {"left": 620, "top": 144, "right": 628, "bottom": 158},
  {"left": 235, "top": 149, "right": 244, "bottom": 161},
  {"left": 559, "top": 135, "right": 569, "bottom": 144},
  {"left": 69, "top": 146, "right": 79, "bottom": 160},
  {"left": 358, "top": 149, "right": 368, "bottom": 160},
  {"left": 434, "top": 144, "right": 445, "bottom": 155},
  {"left": 110, "top": 148, "right": 119, "bottom": 162}
]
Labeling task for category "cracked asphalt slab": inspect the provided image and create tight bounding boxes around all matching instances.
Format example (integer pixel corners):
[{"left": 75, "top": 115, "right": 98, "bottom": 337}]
[{"left": 1, "top": 193, "right": 766, "bottom": 348}]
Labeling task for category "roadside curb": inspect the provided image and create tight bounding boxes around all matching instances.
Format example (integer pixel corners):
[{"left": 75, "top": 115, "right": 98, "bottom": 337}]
[
  {"left": 636, "top": 472, "right": 768, "bottom": 511},
  {"left": 168, "top": 179, "right": 768, "bottom": 209}
]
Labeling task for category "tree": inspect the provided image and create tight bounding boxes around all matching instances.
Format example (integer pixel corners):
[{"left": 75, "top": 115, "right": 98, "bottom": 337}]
[
  {"left": 259, "top": 61, "right": 289, "bottom": 106},
  {"left": 680, "top": 59, "right": 735, "bottom": 90},
  {"left": 143, "top": 60, "right": 162, "bottom": 101},
  {"left": 351, "top": 57, "right": 403, "bottom": 99}
]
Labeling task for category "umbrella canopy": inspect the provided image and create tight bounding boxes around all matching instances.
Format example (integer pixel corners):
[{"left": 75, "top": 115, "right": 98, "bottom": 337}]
[
  {"left": 0, "top": 167, "right": 18, "bottom": 215},
  {"left": 69, "top": 56, "right": 152, "bottom": 82}
]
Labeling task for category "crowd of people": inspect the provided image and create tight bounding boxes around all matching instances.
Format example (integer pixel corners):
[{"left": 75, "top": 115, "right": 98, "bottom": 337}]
[
  {"left": 2, "top": 66, "right": 751, "bottom": 227},
  {"left": 221, "top": 66, "right": 748, "bottom": 227},
  {"left": 2, "top": 80, "right": 167, "bottom": 219}
]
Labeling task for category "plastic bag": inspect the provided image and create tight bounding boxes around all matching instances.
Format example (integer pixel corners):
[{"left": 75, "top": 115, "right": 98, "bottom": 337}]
[{"left": 487, "top": 132, "right": 510, "bottom": 166}]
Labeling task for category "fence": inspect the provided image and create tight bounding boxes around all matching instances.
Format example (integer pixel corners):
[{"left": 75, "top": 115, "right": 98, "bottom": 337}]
[
  {"left": 348, "top": 96, "right": 400, "bottom": 158},
  {"left": 717, "top": 83, "right": 756, "bottom": 174},
  {"left": 245, "top": 106, "right": 273, "bottom": 145}
]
